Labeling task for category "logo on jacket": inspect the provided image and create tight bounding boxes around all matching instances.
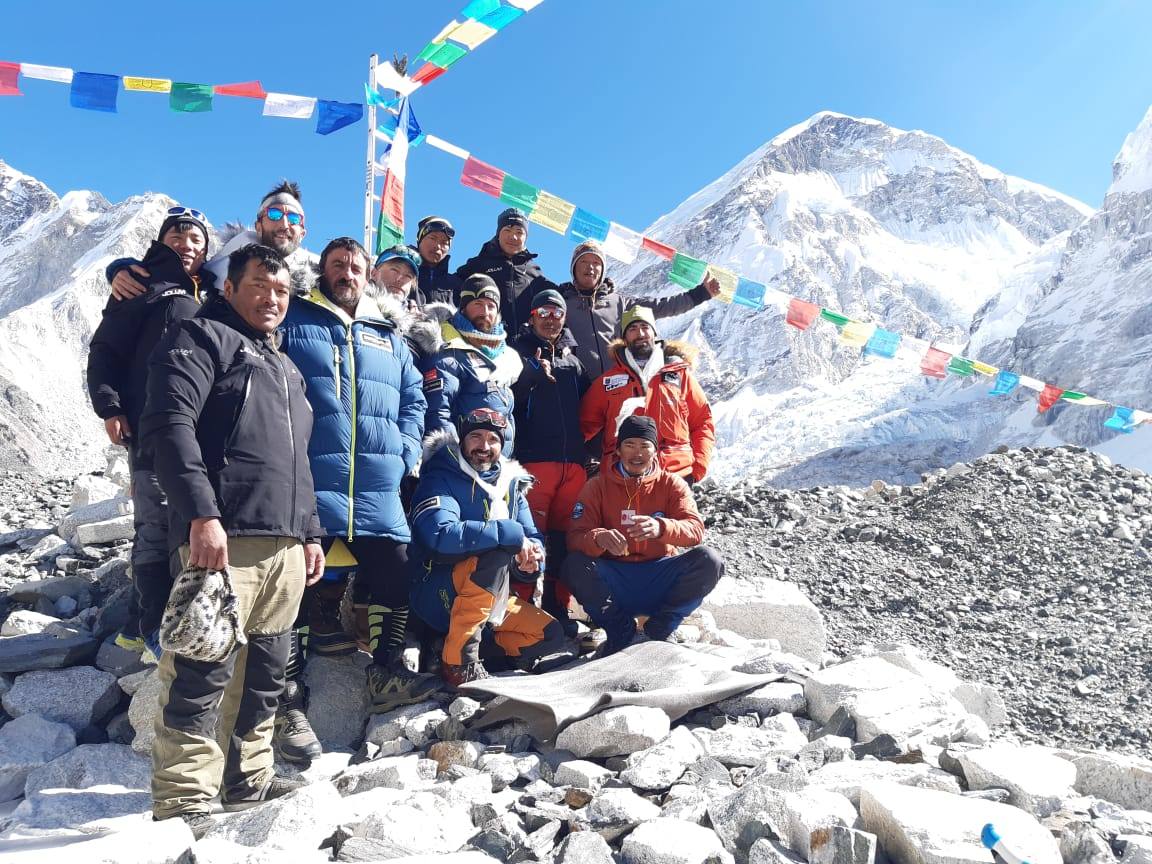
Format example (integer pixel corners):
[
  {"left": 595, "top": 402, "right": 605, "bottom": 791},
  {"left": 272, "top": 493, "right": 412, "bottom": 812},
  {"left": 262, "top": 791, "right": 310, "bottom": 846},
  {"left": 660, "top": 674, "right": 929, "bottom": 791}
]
[
  {"left": 412, "top": 496, "right": 441, "bottom": 521},
  {"left": 661, "top": 371, "right": 681, "bottom": 386},
  {"left": 571, "top": 502, "right": 585, "bottom": 520},
  {"left": 603, "top": 373, "right": 629, "bottom": 392},
  {"left": 238, "top": 345, "right": 264, "bottom": 361},
  {"left": 422, "top": 369, "right": 443, "bottom": 393},
  {"left": 359, "top": 332, "right": 393, "bottom": 352}
]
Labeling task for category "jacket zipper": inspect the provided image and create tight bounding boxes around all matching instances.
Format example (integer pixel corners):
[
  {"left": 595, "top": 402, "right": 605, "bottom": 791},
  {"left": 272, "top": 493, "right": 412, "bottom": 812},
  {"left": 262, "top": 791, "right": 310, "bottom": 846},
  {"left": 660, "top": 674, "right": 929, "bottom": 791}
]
[
  {"left": 274, "top": 346, "right": 298, "bottom": 531},
  {"left": 346, "top": 325, "right": 358, "bottom": 541},
  {"left": 221, "top": 371, "right": 253, "bottom": 468},
  {"left": 333, "top": 344, "right": 342, "bottom": 401}
]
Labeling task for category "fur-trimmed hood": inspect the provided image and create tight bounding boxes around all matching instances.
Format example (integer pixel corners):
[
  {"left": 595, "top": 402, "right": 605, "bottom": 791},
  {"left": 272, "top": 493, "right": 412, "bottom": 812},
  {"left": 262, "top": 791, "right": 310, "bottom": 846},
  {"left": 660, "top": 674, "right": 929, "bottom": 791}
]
[
  {"left": 421, "top": 426, "right": 532, "bottom": 489},
  {"left": 608, "top": 338, "right": 697, "bottom": 369},
  {"left": 210, "top": 223, "right": 317, "bottom": 296},
  {"left": 407, "top": 301, "right": 456, "bottom": 355}
]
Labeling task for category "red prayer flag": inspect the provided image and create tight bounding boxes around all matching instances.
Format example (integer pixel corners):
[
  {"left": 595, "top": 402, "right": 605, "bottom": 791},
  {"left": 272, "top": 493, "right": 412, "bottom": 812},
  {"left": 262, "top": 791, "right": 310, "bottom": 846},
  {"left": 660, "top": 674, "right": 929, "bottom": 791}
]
[
  {"left": 1037, "top": 383, "right": 1064, "bottom": 412},
  {"left": 410, "top": 63, "right": 446, "bottom": 86},
  {"left": 642, "top": 237, "right": 675, "bottom": 259},
  {"left": 460, "top": 156, "right": 505, "bottom": 197},
  {"left": 0, "top": 62, "right": 22, "bottom": 96},
  {"left": 921, "top": 347, "right": 951, "bottom": 379},
  {"left": 785, "top": 298, "right": 820, "bottom": 331},
  {"left": 214, "top": 81, "right": 266, "bottom": 98},
  {"left": 380, "top": 170, "right": 405, "bottom": 231}
]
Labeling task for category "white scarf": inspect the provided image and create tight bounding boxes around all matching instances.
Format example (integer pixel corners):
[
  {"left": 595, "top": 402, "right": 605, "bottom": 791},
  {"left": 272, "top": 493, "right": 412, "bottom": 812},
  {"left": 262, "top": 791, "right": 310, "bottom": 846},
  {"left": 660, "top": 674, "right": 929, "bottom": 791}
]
[
  {"left": 454, "top": 450, "right": 512, "bottom": 520},
  {"left": 624, "top": 344, "right": 666, "bottom": 393}
]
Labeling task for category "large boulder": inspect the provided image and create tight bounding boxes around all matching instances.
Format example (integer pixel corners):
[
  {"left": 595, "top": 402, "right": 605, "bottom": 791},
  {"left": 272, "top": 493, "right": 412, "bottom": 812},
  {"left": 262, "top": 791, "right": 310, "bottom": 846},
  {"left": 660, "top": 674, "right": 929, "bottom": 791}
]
[
  {"left": 716, "top": 682, "right": 806, "bottom": 718},
  {"left": 1, "top": 610, "right": 60, "bottom": 637},
  {"left": 24, "top": 743, "right": 150, "bottom": 796},
  {"left": 302, "top": 655, "right": 372, "bottom": 750},
  {"left": 351, "top": 789, "right": 476, "bottom": 854},
  {"left": 808, "top": 761, "right": 962, "bottom": 807},
  {"left": 556, "top": 706, "right": 671, "bottom": 759},
  {"left": 709, "top": 781, "right": 857, "bottom": 861},
  {"left": 695, "top": 715, "right": 808, "bottom": 767},
  {"left": 956, "top": 745, "right": 1076, "bottom": 817},
  {"left": 5, "top": 785, "right": 152, "bottom": 831},
  {"left": 582, "top": 786, "right": 661, "bottom": 842},
  {"left": 58, "top": 497, "right": 132, "bottom": 545},
  {"left": 0, "top": 714, "right": 76, "bottom": 802},
  {"left": 859, "top": 782, "right": 1061, "bottom": 864},
  {"left": 2, "top": 666, "right": 120, "bottom": 730},
  {"left": 621, "top": 726, "right": 707, "bottom": 791},
  {"left": 553, "top": 830, "right": 616, "bottom": 864},
  {"left": 621, "top": 818, "right": 736, "bottom": 864},
  {"left": 206, "top": 780, "right": 344, "bottom": 851},
  {"left": 128, "top": 670, "right": 164, "bottom": 754},
  {"left": 0, "top": 632, "right": 100, "bottom": 674},
  {"left": 704, "top": 579, "right": 826, "bottom": 664},
  {"left": 1057, "top": 750, "right": 1152, "bottom": 812}
]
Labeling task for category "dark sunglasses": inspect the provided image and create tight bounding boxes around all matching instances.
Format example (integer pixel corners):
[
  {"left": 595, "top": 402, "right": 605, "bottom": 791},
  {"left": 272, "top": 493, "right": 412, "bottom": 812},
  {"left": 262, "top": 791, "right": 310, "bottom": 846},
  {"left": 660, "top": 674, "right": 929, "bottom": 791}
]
[
  {"left": 168, "top": 206, "right": 205, "bottom": 220},
  {"left": 263, "top": 206, "right": 304, "bottom": 227},
  {"left": 532, "top": 307, "right": 564, "bottom": 319},
  {"left": 464, "top": 408, "right": 508, "bottom": 428}
]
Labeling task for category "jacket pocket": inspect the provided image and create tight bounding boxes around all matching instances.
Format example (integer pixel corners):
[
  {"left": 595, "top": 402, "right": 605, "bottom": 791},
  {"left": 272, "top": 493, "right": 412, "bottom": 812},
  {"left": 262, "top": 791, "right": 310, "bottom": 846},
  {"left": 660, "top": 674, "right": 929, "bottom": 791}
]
[{"left": 221, "top": 369, "right": 254, "bottom": 466}]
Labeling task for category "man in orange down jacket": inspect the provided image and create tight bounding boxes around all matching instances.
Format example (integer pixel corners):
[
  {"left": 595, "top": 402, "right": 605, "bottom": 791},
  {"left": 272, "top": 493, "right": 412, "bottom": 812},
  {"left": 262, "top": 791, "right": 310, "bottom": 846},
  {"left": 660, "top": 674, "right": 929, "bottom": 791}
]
[
  {"left": 563, "top": 414, "right": 724, "bottom": 656},
  {"left": 579, "top": 306, "right": 715, "bottom": 484}
]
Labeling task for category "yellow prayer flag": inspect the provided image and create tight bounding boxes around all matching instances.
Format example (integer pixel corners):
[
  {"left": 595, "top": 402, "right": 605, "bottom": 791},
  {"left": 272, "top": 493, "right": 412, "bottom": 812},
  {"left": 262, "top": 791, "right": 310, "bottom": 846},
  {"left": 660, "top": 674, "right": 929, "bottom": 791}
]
[
  {"left": 971, "top": 360, "right": 999, "bottom": 376},
  {"left": 447, "top": 18, "right": 498, "bottom": 49},
  {"left": 123, "top": 77, "right": 172, "bottom": 93},
  {"left": 710, "top": 266, "right": 739, "bottom": 303},
  {"left": 529, "top": 191, "right": 575, "bottom": 234},
  {"left": 840, "top": 321, "right": 875, "bottom": 347},
  {"left": 429, "top": 19, "right": 461, "bottom": 45}
]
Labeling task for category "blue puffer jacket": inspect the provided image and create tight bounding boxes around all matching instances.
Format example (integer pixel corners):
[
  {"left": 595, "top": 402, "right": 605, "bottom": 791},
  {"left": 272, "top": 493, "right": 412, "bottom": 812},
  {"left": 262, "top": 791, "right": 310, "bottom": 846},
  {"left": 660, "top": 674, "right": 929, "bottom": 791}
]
[
  {"left": 408, "top": 430, "right": 541, "bottom": 633},
  {"left": 280, "top": 288, "right": 426, "bottom": 542}
]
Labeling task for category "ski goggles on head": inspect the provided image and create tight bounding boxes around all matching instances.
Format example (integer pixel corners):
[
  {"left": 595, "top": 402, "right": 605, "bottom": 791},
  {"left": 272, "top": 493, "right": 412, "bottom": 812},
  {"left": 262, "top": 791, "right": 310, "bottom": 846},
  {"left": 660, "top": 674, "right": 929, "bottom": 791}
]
[
  {"left": 167, "top": 206, "right": 206, "bottom": 220},
  {"left": 418, "top": 218, "right": 455, "bottom": 240},
  {"left": 463, "top": 408, "right": 508, "bottom": 428},
  {"left": 532, "top": 307, "right": 564, "bottom": 320},
  {"left": 262, "top": 206, "right": 304, "bottom": 226}
]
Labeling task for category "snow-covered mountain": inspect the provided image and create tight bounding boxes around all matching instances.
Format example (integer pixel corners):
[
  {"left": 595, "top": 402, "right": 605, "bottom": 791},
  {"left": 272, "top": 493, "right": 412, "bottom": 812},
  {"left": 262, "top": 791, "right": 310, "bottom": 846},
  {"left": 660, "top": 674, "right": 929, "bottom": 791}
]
[{"left": 615, "top": 110, "right": 1151, "bottom": 486}]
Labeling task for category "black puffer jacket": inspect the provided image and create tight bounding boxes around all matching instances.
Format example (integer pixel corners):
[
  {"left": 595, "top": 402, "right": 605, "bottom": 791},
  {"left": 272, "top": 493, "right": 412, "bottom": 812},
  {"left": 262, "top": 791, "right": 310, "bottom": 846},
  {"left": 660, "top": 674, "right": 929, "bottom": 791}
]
[
  {"left": 509, "top": 326, "right": 589, "bottom": 465},
  {"left": 139, "top": 295, "right": 321, "bottom": 550},
  {"left": 455, "top": 239, "right": 556, "bottom": 335},
  {"left": 418, "top": 255, "right": 463, "bottom": 308},
  {"left": 86, "top": 241, "right": 208, "bottom": 433}
]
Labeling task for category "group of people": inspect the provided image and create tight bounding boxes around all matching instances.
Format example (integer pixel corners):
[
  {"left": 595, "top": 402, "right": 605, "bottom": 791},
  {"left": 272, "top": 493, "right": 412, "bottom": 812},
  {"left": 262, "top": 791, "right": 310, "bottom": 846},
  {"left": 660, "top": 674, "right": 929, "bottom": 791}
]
[{"left": 85, "top": 181, "right": 726, "bottom": 836}]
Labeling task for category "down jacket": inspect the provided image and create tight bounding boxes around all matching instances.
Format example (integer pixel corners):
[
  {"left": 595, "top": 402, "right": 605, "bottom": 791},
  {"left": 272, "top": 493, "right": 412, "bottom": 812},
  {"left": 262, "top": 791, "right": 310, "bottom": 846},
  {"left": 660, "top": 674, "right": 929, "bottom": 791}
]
[
  {"left": 579, "top": 339, "right": 716, "bottom": 481},
  {"left": 455, "top": 239, "right": 556, "bottom": 335},
  {"left": 279, "top": 287, "right": 426, "bottom": 542}
]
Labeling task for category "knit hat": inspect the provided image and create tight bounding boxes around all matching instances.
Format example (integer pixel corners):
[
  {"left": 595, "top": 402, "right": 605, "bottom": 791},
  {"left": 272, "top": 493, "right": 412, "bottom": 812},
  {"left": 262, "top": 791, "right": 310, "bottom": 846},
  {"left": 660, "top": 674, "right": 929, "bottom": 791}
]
[
  {"left": 457, "top": 407, "right": 508, "bottom": 444},
  {"left": 497, "top": 208, "right": 528, "bottom": 232},
  {"left": 459, "top": 274, "right": 501, "bottom": 307},
  {"left": 531, "top": 288, "right": 566, "bottom": 312},
  {"left": 617, "top": 414, "right": 658, "bottom": 448},
  {"left": 374, "top": 244, "right": 421, "bottom": 275},
  {"left": 570, "top": 240, "right": 607, "bottom": 286},
  {"left": 418, "top": 215, "right": 455, "bottom": 242},
  {"left": 157, "top": 207, "right": 210, "bottom": 249},
  {"left": 621, "top": 305, "right": 657, "bottom": 336}
]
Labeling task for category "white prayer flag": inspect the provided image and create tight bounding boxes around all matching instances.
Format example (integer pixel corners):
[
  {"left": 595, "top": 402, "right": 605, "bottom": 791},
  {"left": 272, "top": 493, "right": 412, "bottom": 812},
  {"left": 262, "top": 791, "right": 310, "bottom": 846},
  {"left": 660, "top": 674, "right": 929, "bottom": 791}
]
[
  {"left": 262, "top": 93, "right": 316, "bottom": 120},
  {"left": 602, "top": 222, "right": 643, "bottom": 263},
  {"left": 373, "top": 62, "right": 419, "bottom": 97},
  {"left": 20, "top": 63, "right": 73, "bottom": 84}
]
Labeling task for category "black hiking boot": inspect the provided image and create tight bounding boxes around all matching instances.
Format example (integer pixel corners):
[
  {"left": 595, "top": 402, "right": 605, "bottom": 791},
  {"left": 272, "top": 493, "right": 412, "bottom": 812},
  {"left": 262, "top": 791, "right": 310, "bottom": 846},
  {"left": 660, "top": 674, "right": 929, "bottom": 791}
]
[
  {"left": 366, "top": 653, "right": 441, "bottom": 713},
  {"left": 273, "top": 679, "right": 322, "bottom": 764},
  {"left": 309, "top": 580, "right": 356, "bottom": 656},
  {"left": 442, "top": 661, "right": 490, "bottom": 690},
  {"left": 154, "top": 811, "right": 213, "bottom": 840},
  {"left": 221, "top": 775, "right": 308, "bottom": 812}
]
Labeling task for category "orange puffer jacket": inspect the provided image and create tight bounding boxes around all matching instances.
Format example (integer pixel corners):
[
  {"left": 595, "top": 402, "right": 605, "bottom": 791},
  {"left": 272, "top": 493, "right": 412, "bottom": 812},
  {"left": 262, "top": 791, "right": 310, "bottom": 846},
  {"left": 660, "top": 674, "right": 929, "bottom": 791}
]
[{"left": 579, "top": 340, "right": 716, "bottom": 481}]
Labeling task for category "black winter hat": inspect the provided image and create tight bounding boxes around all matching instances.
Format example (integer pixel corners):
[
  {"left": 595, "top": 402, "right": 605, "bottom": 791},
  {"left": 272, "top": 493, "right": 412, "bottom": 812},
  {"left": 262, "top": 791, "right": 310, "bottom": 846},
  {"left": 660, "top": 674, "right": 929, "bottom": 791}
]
[
  {"left": 497, "top": 208, "right": 528, "bottom": 231},
  {"left": 458, "top": 408, "right": 508, "bottom": 444},
  {"left": 530, "top": 288, "right": 566, "bottom": 311},
  {"left": 459, "top": 273, "right": 501, "bottom": 306},
  {"left": 157, "top": 207, "right": 210, "bottom": 250},
  {"left": 617, "top": 414, "right": 658, "bottom": 447}
]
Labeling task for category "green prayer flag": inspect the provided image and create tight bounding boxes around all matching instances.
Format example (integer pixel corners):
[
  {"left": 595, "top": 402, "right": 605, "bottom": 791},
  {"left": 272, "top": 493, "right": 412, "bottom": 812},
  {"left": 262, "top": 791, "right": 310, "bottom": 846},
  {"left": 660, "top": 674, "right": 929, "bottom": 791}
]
[
  {"left": 375, "top": 209, "right": 402, "bottom": 256},
  {"left": 669, "top": 252, "right": 707, "bottom": 289},
  {"left": 499, "top": 174, "right": 539, "bottom": 212},
  {"left": 170, "top": 82, "right": 213, "bottom": 113},
  {"left": 819, "top": 308, "right": 851, "bottom": 327},
  {"left": 424, "top": 42, "right": 469, "bottom": 69},
  {"left": 415, "top": 41, "right": 440, "bottom": 63},
  {"left": 1060, "top": 390, "right": 1087, "bottom": 401},
  {"left": 947, "top": 357, "right": 975, "bottom": 377}
]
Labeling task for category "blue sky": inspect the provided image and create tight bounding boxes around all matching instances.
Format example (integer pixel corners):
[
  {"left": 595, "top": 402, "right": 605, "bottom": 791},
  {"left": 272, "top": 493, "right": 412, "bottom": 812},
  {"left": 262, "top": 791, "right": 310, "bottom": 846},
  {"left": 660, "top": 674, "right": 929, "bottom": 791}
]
[{"left": 2, "top": 1, "right": 1150, "bottom": 278}]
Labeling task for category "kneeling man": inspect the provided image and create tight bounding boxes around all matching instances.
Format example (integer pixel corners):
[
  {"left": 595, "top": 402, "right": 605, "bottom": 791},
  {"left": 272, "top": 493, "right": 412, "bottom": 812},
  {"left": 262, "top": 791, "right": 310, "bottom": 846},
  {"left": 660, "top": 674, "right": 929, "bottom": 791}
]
[{"left": 563, "top": 415, "right": 723, "bottom": 656}]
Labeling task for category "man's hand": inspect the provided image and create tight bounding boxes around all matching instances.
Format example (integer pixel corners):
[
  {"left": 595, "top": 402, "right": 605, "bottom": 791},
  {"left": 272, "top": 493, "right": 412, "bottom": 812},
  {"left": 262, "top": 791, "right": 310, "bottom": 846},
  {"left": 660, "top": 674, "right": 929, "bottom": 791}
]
[
  {"left": 188, "top": 517, "right": 228, "bottom": 571},
  {"left": 111, "top": 265, "right": 151, "bottom": 300},
  {"left": 515, "top": 538, "right": 544, "bottom": 573},
  {"left": 624, "top": 514, "right": 663, "bottom": 541},
  {"left": 304, "top": 542, "right": 325, "bottom": 586},
  {"left": 701, "top": 273, "right": 721, "bottom": 298},
  {"left": 533, "top": 348, "right": 556, "bottom": 383},
  {"left": 594, "top": 529, "right": 630, "bottom": 557},
  {"left": 103, "top": 415, "right": 132, "bottom": 446}
]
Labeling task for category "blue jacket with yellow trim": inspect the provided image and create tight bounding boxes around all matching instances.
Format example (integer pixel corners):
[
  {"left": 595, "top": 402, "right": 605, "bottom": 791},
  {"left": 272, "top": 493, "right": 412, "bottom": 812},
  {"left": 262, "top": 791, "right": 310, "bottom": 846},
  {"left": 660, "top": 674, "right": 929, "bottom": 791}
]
[
  {"left": 280, "top": 288, "right": 426, "bottom": 541},
  {"left": 408, "top": 429, "right": 541, "bottom": 633}
]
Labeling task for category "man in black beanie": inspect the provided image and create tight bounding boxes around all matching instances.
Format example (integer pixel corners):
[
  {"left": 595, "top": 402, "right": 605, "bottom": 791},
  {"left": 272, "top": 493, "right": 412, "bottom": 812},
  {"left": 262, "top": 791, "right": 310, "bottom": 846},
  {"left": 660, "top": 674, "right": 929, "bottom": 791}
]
[{"left": 455, "top": 207, "right": 556, "bottom": 334}]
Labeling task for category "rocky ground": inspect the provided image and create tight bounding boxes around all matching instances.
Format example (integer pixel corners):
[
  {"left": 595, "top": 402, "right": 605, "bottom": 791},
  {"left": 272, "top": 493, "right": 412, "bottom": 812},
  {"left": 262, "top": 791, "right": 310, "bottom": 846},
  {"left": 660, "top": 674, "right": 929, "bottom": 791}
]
[{"left": 696, "top": 445, "right": 1152, "bottom": 758}]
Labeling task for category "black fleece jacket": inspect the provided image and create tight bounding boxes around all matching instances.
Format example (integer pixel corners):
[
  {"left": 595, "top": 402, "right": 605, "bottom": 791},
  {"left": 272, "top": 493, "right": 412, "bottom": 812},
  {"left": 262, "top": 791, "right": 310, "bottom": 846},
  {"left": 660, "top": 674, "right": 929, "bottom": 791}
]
[{"left": 509, "top": 325, "right": 590, "bottom": 465}]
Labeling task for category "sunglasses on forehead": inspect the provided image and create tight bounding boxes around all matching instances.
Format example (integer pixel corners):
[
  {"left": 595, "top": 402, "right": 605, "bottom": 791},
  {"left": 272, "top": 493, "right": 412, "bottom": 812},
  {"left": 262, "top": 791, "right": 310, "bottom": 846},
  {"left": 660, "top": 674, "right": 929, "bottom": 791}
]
[
  {"left": 263, "top": 206, "right": 304, "bottom": 226},
  {"left": 463, "top": 408, "right": 508, "bottom": 428},
  {"left": 532, "top": 307, "right": 564, "bottom": 319},
  {"left": 422, "top": 220, "right": 455, "bottom": 238},
  {"left": 167, "top": 206, "right": 205, "bottom": 220}
]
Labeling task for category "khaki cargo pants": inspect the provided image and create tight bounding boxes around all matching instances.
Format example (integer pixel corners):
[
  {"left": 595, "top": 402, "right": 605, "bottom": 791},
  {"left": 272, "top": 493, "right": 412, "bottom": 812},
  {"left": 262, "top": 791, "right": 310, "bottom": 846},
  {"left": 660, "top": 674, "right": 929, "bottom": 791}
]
[{"left": 152, "top": 536, "right": 305, "bottom": 819}]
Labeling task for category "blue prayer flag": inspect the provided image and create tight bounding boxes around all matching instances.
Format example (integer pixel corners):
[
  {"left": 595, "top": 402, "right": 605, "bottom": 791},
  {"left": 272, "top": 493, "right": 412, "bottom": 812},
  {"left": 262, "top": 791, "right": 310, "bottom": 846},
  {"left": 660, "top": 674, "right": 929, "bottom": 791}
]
[
  {"left": 377, "top": 100, "right": 422, "bottom": 143},
  {"left": 863, "top": 327, "right": 901, "bottom": 359},
  {"left": 990, "top": 370, "right": 1020, "bottom": 396},
  {"left": 70, "top": 72, "right": 119, "bottom": 113},
  {"left": 1104, "top": 406, "right": 1136, "bottom": 434},
  {"left": 567, "top": 208, "right": 610, "bottom": 244},
  {"left": 478, "top": 5, "right": 525, "bottom": 30},
  {"left": 462, "top": 0, "right": 502, "bottom": 19},
  {"left": 733, "top": 278, "right": 766, "bottom": 309},
  {"left": 316, "top": 100, "right": 363, "bottom": 135}
]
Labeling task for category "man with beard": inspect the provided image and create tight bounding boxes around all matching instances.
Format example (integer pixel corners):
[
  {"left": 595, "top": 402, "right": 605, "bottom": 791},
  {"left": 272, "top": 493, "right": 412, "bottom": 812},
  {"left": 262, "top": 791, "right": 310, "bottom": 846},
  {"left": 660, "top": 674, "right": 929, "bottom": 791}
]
[
  {"left": 421, "top": 274, "right": 523, "bottom": 456},
  {"left": 409, "top": 409, "right": 568, "bottom": 687},
  {"left": 562, "top": 415, "right": 723, "bottom": 656},
  {"left": 108, "top": 181, "right": 316, "bottom": 299},
  {"left": 509, "top": 289, "right": 590, "bottom": 635},
  {"left": 455, "top": 208, "right": 555, "bottom": 336},
  {"left": 580, "top": 306, "right": 716, "bottom": 484},
  {"left": 269, "top": 237, "right": 435, "bottom": 763},
  {"left": 414, "top": 215, "right": 462, "bottom": 306}
]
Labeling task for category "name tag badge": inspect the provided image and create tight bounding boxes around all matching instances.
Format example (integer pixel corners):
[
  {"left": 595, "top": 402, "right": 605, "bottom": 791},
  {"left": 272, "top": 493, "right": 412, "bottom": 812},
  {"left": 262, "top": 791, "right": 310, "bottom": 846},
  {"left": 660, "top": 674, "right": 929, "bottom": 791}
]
[
  {"left": 486, "top": 380, "right": 500, "bottom": 392},
  {"left": 620, "top": 509, "right": 636, "bottom": 526}
]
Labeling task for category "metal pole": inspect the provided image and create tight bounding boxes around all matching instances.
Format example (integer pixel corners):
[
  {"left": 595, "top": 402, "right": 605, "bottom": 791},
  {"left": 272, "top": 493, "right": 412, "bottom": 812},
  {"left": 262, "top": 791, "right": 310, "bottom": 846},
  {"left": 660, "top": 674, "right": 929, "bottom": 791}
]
[{"left": 363, "top": 53, "right": 379, "bottom": 252}]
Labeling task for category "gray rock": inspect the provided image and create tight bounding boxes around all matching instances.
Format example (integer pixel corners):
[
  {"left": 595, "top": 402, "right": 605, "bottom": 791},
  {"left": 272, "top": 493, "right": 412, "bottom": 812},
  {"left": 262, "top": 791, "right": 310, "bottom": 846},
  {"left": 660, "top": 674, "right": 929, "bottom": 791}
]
[
  {"left": 428, "top": 740, "right": 485, "bottom": 774},
  {"left": 449, "top": 696, "right": 482, "bottom": 721},
  {"left": 2, "top": 665, "right": 120, "bottom": 729},
  {"left": 128, "top": 670, "right": 164, "bottom": 754},
  {"left": 556, "top": 706, "right": 671, "bottom": 759},
  {"left": 352, "top": 789, "right": 477, "bottom": 854},
  {"left": 70, "top": 474, "right": 123, "bottom": 508},
  {"left": 704, "top": 579, "right": 827, "bottom": 663},
  {"left": 621, "top": 818, "right": 736, "bottom": 864},
  {"left": 583, "top": 786, "right": 661, "bottom": 841},
  {"left": 0, "top": 609, "right": 60, "bottom": 636},
  {"left": 621, "top": 726, "right": 706, "bottom": 791},
  {"left": 661, "top": 784, "right": 710, "bottom": 824},
  {"left": 716, "top": 682, "right": 807, "bottom": 718},
  {"left": 24, "top": 742, "right": 150, "bottom": 797},
  {"left": 6, "top": 573, "right": 93, "bottom": 606},
  {"left": 73, "top": 514, "right": 136, "bottom": 546},
  {"left": 799, "top": 736, "right": 854, "bottom": 770},
  {"left": 206, "top": 780, "right": 343, "bottom": 850},
  {"left": 809, "top": 826, "right": 877, "bottom": 864},
  {"left": 555, "top": 759, "right": 614, "bottom": 790},
  {"left": 1121, "top": 835, "right": 1152, "bottom": 863},
  {"left": 95, "top": 638, "right": 147, "bottom": 677},
  {"left": 957, "top": 745, "right": 1077, "bottom": 817},
  {"left": 0, "top": 631, "right": 99, "bottom": 673},
  {"left": 106, "top": 710, "right": 135, "bottom": 745},
  {"left": 477, "top": 752, "right": 522, "bottom": 791},
  {"left": 58, "top": 497, "right": 132, "bottom": 544},
  {"left": 0, "top": 713, "right": 76, "bottom": 801},
  {"left": 1062, "top": 751, "right": 1152, "bottom": 812},
  {"left": 302, "top": 654, "right": 372, "bottom": 750},
  {"left": 22, "top": 533, "right": 71, "bottom": 562},
  {"left": 1058, "top": 821, "right": 1116, "bottom": 864},
  {"left": 334, "top": 755, "right": 434, "bottom": 796},
  {"left": 7, "top": 784, "right": 152, "bottom": 830},
  {"left": 808, "top": 760, "right": 962, "bottom": 807},
  {"left": 748, "top": 838, "right": 806, "bottom": 863},
  {"left": 335, "top": 836, "right": 418, "bottom": 861},
  {"left": 695, "top": 715, "right": 807, "bottom": 767},
  {"left": 552, "top": 831, "right": 616, "bottom": 864}
]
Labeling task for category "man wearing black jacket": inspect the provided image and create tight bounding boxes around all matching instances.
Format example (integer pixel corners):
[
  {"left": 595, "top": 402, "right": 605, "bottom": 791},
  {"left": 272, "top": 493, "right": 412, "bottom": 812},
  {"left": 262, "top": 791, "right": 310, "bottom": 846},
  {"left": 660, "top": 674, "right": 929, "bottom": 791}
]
[
  {"left": 139, "top": 244, "right": 325, "bottom": 837},
  {"left": 456, "top": 208, "right": 555, "bottom": 335},
  {"left": 415, "top": 215, "right": 463, "bottom": 307},
  {"left": 510, "top": 289, "right": 590, "bottom": 635},
  {"left": 86, "top": 208, "right": 212, "bottom": 652}
]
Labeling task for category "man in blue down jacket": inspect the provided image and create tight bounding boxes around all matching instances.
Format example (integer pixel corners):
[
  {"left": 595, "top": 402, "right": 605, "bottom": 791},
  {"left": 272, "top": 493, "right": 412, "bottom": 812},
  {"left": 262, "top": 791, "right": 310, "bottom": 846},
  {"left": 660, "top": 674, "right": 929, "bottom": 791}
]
[{"left": 274, "top": 237, "right": 436, "bottom": 761}]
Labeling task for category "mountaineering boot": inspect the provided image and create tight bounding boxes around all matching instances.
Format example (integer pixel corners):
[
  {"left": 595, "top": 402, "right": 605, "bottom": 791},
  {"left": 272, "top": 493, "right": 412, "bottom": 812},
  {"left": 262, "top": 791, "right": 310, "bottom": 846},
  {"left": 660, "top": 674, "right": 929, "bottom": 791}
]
[
  {"left": 442, "top": 661, "right": 490, "bottom": 690},
  {"left": 220, "top": 775, "right": 308, "bottom": 812},
  {"left": 155, "top": 812, "right": 213, "bottom": 840},
  {"left": 365, "top": 649, "right": 441, "bottom": 713},
  {"left": 309, "top": 578, "right": 355, "bottom": 656},
  {"left": 596, "top": 617, "right": 639, "bottom": 658},
  {"left": 273, "top": 679, "right": 322, "bottom": 764}
]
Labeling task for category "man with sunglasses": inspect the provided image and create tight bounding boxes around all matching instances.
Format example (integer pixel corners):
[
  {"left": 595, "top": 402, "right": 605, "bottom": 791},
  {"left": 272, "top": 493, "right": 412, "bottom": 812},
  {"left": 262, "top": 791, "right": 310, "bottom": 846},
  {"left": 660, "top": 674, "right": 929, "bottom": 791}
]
[
  {"left": 409, "top": 408, "right": 569, "bottom": 687},
  {"left": 86, "top": 208, "right": 213, "bottom": 656},
  {"left": 414, "top": 215, "right": 462, "bottom": 307},
  {"left": 509, "top": 289, "right": 591, "bottom": 636},
  {"left": 107, "top": 181, "right": 317, "bottom": 300}
]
